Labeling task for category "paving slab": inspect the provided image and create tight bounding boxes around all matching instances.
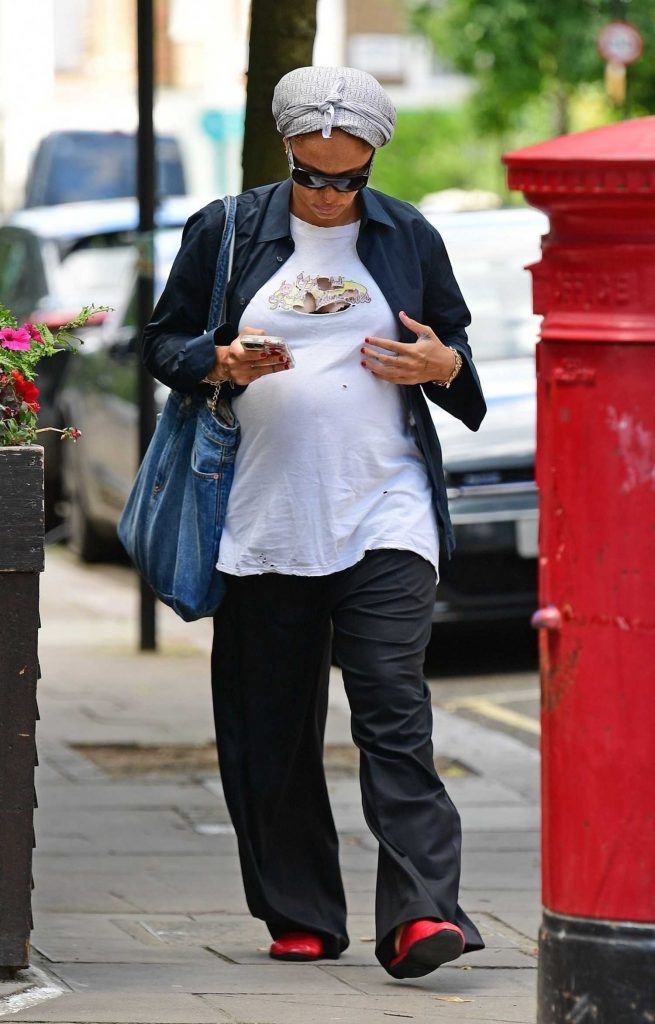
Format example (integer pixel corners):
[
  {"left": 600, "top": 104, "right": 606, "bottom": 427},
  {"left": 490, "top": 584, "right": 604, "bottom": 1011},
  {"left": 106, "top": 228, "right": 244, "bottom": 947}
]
[
  {"left": 461, "top": 850, "right": 540, "bottom": 891},
  {"left": 319, "top": 963, "right": 537, "bottom": 1002},
  {"left": 207, "top": 941, "right": 381, "bottom": 969},
  {"left": 33, "top": 854, "right": 248, "bottom": 916},
  {"left": 431, "top": 709, "right": 540, "bottom": 804},
  {"left": 7, "top": 992, "right": 227, "bottom": 1023},
  {"left": 164, "top": 911, "right": 379, "bottom": 950},
  {"left": 24, "top": 550, "right": 542, "bottom": 1024},
  {"left": 33, "top": 783, "right": 222, "bottom": 811},
  {"left": 462, "top": 830, "right": 540, "bottom": 853},
  {"left": 202, "top": 990, "right": 537, "bottom": 1024},
  {"left": 458, "top": 805, "right": 540, "bottom": 832},
  {"left": 460, "top": 891, "right": 542, "bottom": 944},
  {"left": 0, "top": 966, "right": 65, "bottom": 1020},
  {"left": 47, "top": 961, "right": 355, "bottom": 995},
  {"left": 34, "top": 808, "right": 218, "bottom": 856},
  {"left": 31, "top": 913, "right": 223, "bottom": 966}
]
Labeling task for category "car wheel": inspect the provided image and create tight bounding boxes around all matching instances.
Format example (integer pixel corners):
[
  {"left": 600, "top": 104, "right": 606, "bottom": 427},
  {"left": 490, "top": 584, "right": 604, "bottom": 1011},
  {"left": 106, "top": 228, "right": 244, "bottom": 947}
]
[{"left": 62, "top": 442, "right": 117, "bottom": 563}]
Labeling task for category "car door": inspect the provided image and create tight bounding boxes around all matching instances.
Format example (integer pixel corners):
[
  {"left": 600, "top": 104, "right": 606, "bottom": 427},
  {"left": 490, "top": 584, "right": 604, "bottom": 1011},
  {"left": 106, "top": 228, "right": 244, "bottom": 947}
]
[{"left": 0, "top": 227, "right": 48, "bottom": 321}]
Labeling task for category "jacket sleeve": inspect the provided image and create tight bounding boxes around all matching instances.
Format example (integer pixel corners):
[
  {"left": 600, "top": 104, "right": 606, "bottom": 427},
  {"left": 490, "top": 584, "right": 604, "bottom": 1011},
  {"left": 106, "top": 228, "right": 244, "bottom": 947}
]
[
  {"left": 419, "top": 223, "right": 487, "bottom": 432},
  {"left": 141, "top": 202, "right": 226, "bottom": 392}
]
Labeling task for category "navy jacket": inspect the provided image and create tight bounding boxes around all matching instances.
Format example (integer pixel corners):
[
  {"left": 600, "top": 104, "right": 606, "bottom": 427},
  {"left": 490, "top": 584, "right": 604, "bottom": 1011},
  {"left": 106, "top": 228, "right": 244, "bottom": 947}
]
[{"left": 142, "top": 178, "right": 487, "bottom": 558}]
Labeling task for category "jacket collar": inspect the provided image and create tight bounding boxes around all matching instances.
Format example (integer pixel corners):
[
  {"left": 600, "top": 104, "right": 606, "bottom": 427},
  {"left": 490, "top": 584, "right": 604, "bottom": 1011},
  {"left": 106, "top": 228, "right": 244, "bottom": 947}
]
[{"left": 257, "top": 178, "right": 396, "bottom": 242}]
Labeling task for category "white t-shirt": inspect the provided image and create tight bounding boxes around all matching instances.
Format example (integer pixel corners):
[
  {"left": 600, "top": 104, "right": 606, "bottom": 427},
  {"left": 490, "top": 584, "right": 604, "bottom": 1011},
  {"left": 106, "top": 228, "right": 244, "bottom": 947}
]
[{"left": 216, "top": 214, "right": 439, "bottom": 577}]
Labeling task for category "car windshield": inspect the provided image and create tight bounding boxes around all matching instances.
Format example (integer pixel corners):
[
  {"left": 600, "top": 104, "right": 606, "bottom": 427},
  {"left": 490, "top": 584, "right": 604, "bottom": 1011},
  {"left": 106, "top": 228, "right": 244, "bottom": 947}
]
[
  {"left": 114, "top": 227, "right": 184, "bottom": 329},
  {"left": 453, "top": 257, "right": 540, "bottom": 361},
  {"left": 426, "top": 210, "right": 548, "bottom": 362},
  {"left": 48, "top": 246, "right": 136, "bottom": 313},
  {"left": 25, "top": 132, "right": 186, "bottom": 207}
]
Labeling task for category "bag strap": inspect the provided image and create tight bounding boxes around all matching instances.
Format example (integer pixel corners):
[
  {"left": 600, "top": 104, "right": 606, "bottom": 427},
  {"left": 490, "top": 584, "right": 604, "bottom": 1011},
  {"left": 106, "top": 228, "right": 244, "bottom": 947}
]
[{"left": 207, "top": 195, "right": 237, "bottom": 332}]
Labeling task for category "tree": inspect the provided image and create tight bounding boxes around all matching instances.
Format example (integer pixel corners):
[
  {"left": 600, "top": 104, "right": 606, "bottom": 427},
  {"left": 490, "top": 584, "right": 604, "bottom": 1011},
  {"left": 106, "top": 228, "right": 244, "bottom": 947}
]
[
  {"left": 242, "top": 0, "right": 317, "bottom": 189},
  {"left": 412, "top": 0, "right": 654, "bottom": 136}
]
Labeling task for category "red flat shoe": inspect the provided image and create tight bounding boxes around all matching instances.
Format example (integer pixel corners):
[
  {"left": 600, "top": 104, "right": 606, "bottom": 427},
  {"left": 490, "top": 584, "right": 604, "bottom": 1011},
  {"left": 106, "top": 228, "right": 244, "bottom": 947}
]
[
  {"left": 269, "top": 931, "right": 325, "bottom": 961},
  {"left": 388, "top": 919, "right": 465, "bottom": 979}
]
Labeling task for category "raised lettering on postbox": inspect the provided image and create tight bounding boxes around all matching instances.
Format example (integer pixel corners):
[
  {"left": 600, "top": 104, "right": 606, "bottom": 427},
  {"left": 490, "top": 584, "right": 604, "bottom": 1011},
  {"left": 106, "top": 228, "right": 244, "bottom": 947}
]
[{"left": 552, "top": 269, "right": 633, "bottom": 310}]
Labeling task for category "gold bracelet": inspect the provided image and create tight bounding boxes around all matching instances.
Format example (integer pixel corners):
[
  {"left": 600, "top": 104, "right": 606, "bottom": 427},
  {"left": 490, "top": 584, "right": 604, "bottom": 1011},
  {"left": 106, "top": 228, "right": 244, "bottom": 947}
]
[
  {"left": 201, "top": 345, "right": 232, "bottom": 386},
  {"left": 432, "top": 347, "right": 462, "bottom": 389}
]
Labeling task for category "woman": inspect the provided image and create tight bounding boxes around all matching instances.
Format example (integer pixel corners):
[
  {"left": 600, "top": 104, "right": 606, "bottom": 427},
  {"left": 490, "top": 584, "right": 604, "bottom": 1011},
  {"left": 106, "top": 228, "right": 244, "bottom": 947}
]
[{"left": 143, "top": 66, "right": 486, "bottom": 979}]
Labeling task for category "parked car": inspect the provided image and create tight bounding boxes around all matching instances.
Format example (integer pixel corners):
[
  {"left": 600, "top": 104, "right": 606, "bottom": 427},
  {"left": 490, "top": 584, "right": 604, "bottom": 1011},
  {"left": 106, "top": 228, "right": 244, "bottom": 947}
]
[
  {"left": 425, "top": 206, "right": 547, "bottom": 623},
  {"left": 58, "top": 228, "right": 181, "bottom": 560},
  {"left": 0, "top": 196, "right": 198, "bottom": 525},
  {"left": 23, "top": 131, "right": 186, "bottom": 208},
  {"left": 59, "top": 206, "right": 548, "bottom": 628}
]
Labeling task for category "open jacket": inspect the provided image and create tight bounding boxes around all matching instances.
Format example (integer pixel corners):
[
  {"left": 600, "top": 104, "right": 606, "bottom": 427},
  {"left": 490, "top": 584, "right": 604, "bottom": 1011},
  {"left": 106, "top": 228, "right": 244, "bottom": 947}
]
[{"left": 142, "top": 179, "right": 487, "bottom": 559}]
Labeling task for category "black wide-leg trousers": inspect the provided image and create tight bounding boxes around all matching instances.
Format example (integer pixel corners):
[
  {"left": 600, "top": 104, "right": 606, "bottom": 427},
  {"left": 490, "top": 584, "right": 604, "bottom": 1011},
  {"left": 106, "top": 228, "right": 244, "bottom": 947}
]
[{"left": 211, "top": 549, "right": 484, "bottom": 970}]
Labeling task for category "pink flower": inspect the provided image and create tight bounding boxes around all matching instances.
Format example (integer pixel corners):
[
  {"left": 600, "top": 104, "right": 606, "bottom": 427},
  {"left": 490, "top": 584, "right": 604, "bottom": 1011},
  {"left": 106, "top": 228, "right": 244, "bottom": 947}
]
[
  {"left": 23, "top": 323, "right": 44, "bottom": 344},
  {"left": 0, "top": 327, "right": 32, "bottom": 351}
]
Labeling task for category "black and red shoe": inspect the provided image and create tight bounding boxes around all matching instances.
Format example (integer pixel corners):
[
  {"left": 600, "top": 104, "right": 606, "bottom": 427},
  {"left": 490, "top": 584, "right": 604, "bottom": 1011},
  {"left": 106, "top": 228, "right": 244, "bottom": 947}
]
[
  {"left": 269, "top": 931, "right": 325, "bottom": 962},
  {"left": 388, "top": 920, "right": 465, "bottom": 979}
]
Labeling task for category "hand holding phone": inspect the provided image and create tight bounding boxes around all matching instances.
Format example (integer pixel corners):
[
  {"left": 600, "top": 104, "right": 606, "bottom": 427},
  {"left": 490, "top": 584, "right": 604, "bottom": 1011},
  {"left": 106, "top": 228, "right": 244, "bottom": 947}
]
[{"left": 241, "top": 335, "right": 295, "bottom": 368}]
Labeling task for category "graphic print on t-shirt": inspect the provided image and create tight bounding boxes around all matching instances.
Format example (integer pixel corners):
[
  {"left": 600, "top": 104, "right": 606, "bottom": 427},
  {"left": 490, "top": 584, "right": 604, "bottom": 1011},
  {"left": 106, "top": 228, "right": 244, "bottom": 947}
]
[{"left": 268, "top": 272, "right": 371, "bottom": 315}]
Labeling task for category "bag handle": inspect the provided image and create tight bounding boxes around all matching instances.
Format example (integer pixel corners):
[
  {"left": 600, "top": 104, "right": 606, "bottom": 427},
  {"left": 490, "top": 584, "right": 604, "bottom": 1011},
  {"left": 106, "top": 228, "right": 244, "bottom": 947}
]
[
  {"left": 203, "top": 196, "right": 237, "bottom": 413},
  {"left": 207, "top": 195, "right": 237, "bottom": 332}
]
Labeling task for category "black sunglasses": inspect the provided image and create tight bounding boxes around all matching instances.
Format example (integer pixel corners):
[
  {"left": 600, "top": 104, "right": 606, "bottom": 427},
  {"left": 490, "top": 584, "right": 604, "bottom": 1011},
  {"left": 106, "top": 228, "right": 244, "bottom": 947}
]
[{"left": 286, "top": 145, "right": 373, "bottom": 193}]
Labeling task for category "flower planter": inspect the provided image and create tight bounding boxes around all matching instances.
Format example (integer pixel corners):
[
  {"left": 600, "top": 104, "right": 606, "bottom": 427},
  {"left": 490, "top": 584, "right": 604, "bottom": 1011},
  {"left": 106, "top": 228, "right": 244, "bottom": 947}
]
[{"left": 0, "top": 445, "right": 43, "bottom": 968}]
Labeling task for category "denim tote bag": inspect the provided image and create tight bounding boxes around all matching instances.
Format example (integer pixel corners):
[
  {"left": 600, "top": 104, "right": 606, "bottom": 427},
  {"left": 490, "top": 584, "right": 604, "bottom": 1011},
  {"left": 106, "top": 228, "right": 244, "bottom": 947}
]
[{"left": 118, "top": 195, "right": 239, "bottom": 621}]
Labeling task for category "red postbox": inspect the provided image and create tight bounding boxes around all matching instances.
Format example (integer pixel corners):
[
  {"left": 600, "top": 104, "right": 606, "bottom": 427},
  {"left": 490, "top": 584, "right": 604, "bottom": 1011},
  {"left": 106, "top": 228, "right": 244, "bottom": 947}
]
[{"left": 504, "top": 119, "right": 655, "bottom": 1022}]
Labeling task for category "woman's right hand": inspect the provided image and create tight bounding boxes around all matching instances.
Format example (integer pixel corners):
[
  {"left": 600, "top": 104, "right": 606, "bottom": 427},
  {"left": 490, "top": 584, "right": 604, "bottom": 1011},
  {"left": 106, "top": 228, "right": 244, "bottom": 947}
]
[{"left": 207, "top": 328, "right": 291, "bottom": 386}]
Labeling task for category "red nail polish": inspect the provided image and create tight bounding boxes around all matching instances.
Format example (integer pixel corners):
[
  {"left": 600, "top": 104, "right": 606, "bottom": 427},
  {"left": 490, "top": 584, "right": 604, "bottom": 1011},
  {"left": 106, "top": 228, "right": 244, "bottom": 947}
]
[
  {"left": 260, "top": 351, "right": 268, "bottom": 358},
  {"left": 361, "top": 360, "right": 367, "bottom": 367},
  {"left": 360, "top": 347, "right": 365, "bottom": 354}
]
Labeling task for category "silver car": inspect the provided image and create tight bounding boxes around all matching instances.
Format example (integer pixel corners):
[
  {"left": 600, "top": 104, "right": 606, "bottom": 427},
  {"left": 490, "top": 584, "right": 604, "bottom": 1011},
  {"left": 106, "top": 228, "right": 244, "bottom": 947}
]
[{"left": 425, "top": 207, "right": 547, "bottom": 623}]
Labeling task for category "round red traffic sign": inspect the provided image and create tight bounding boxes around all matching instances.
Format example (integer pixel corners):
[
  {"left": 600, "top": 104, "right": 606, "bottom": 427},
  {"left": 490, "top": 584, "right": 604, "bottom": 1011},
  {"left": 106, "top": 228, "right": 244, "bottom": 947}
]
[{"left": 597, "top": 21, "right": 644, "bottom": 65}]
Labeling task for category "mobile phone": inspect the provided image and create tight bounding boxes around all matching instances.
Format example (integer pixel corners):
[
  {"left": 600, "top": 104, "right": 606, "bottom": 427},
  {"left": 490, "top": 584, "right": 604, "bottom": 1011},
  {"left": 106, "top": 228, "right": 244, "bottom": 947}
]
[{"left": 241, "top": 336, "right": 295, "bottom": 368}]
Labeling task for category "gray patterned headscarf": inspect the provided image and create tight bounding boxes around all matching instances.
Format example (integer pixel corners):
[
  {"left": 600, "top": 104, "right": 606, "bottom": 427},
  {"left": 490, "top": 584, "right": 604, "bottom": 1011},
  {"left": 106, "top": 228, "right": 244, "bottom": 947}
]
[{"left": 272, "top": 66, "right": 396, "bottom": 149}]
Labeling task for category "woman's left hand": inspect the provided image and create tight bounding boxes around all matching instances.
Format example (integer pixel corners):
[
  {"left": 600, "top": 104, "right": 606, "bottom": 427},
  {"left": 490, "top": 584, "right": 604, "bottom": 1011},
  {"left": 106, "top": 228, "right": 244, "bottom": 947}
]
[{"left": 361, "top": 310, "right": 458, "bottom": 385}]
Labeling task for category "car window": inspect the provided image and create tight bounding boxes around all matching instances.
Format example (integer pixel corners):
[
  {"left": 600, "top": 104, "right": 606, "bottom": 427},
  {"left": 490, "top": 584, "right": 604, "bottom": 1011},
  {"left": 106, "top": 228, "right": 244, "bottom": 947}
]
[
  {"left": 48, "top": 247, "right": 136, "bottom": 313},
  {"left": 0, "top": 228, "right": 48, "bottom": 316},
  {"left": 427, "top": 212, "right": 547, "bottom": 362},
  {"left": 113, "top": 227, "right": 183, "bottom": 330},
  {"left": 24, "top": 132, "right": 186, "bottom": 207},
  {"left": 0, "top": 233, "right": 27, "bottom": 305},
  {"left": 453, "top": 256, "right": 540, "bottom": 361}
]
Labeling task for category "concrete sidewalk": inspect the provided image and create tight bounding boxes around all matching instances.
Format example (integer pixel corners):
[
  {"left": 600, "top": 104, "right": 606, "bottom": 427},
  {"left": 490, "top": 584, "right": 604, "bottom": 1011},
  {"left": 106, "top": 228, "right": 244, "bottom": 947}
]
[{"left": 1, "top": 548, "right": 541, "bottom": 1023}]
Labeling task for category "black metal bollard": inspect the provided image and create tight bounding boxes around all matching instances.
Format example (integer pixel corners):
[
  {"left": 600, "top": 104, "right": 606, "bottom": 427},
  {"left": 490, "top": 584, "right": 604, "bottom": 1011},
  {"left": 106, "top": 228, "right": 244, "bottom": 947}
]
[{"left": 0, "top": 445, "right": 43, "bottom": 968}]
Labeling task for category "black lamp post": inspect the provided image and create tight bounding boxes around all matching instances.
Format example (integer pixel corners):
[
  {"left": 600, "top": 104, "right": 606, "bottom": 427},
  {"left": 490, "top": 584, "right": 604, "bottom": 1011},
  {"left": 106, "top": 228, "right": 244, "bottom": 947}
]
[{"left": 136, "top": 0, "right": 157, "bottom": 651}]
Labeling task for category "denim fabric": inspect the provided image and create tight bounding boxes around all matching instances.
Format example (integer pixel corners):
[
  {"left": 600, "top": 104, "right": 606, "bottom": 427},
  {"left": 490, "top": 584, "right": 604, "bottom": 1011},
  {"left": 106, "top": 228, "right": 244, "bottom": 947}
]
[
  {"left": 119, "top": 195, "right": 237, "bottom": 621},
  {"left": 118, "top": 392, "right": 239, "bottom": 621}
]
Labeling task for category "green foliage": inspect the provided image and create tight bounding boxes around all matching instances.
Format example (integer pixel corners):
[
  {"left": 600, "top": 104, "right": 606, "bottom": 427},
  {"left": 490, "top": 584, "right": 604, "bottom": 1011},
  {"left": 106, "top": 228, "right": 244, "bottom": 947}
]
[
  {"left": 411, "top": 0, "right": 655, "bottom": 134},
  {"left": 369, "top": 105, "right": 509, "bottom": 202},
  {"left": 367, "top": 80, "right": 630, "bottom": 204}
]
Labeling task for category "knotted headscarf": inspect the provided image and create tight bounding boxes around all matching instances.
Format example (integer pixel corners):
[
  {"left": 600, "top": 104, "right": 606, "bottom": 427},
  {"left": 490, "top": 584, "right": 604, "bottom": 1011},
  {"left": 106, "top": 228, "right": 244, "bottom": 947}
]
[{"left": 272, "top": 66, "right": 396, "bottom": 149}]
